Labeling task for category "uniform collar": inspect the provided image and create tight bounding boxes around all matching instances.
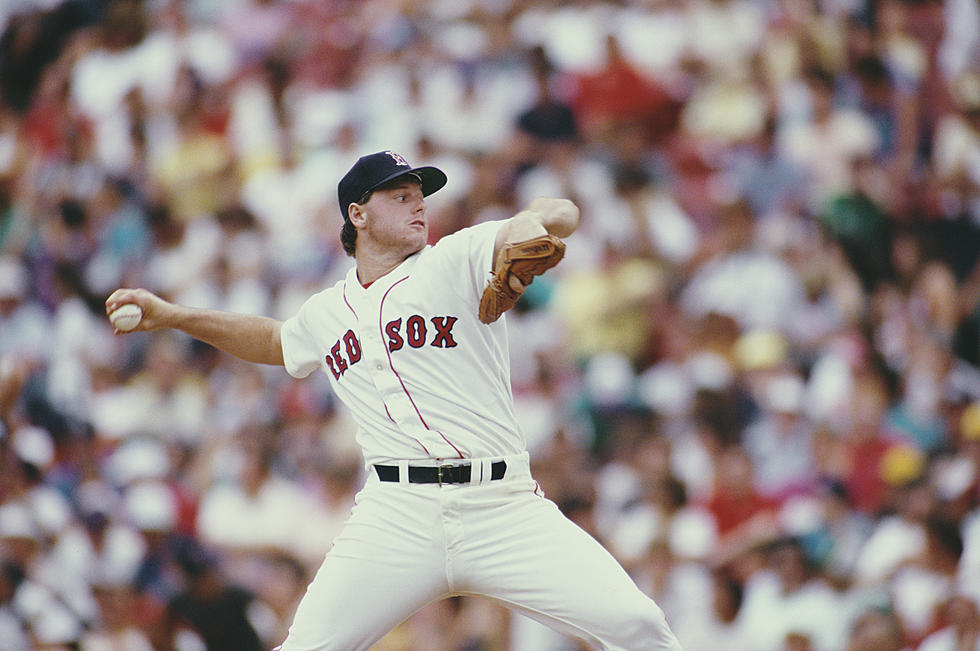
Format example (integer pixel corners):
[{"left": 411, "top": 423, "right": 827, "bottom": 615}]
[{"left": 345, "top": 246, "right": 428, "bottom": 297}]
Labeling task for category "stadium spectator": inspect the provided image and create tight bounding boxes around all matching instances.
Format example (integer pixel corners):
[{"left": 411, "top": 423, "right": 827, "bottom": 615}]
[{"left": 1, "top": 1, "right": 979, "bottom": 648}]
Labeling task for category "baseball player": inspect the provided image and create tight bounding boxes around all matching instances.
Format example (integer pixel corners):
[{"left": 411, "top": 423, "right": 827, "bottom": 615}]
[{"left": 106, "top": 151, "right": 684, "bottom": 651}]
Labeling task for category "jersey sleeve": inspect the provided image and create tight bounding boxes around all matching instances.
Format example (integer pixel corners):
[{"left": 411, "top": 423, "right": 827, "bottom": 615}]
[
  {"left": 432, "top": 219, "right": 506, "bottom": 304},
  {"left": 280, "top": 291, "right": 327, "bottom": 379}
]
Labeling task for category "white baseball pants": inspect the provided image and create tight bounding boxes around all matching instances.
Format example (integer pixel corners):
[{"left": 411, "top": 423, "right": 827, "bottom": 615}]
[{"left": 277, "top": 453, "right": 683, "bottom": 651}]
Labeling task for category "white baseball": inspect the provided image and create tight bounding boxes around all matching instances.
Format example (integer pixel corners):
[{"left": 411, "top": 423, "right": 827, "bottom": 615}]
[{"left": 109, "top": 303, "right": 143, "bottom": 331}]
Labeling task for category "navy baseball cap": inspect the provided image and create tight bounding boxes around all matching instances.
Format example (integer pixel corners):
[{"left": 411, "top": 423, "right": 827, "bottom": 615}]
[{"left": 338, "top": 151, "right": 447, "bottom": 220}]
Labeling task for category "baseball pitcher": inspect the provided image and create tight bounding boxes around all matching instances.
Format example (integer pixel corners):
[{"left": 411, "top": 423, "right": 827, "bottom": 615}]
[{"left": 106, "top": 151, "right": 684, "bottom": 651}]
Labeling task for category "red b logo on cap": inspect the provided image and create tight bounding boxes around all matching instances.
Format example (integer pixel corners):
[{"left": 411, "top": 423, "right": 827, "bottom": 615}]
[{"left": 385, "top": 151, "right": 409, "bottom": 167}]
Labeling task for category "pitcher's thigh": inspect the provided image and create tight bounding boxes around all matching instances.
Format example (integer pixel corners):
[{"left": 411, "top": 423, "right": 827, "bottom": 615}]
[
  {"left": 278, "top": 486, "right": 450, "bottom": 651},
  {"left": 460, "top": 495, "right": 682, "bottom": 650}
]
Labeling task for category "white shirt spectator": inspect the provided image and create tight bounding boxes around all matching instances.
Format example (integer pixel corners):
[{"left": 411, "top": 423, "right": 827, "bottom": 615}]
[
  {"left": 738, "top": 568, "right": 849, "bottom": 651},
  {"left": 854, "top": 514, "right": 927, "bottom": 585},
  {"left": 680, "top": 249, "right": 807, "bottom": 333},
  {"left": 197, "top": 472, "right": 340, "bottom": 564}
]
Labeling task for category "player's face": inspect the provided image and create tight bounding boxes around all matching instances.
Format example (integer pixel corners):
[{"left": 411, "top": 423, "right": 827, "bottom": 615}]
[{"left": 361, "top": 179, "right": 428, "bottom": 255}]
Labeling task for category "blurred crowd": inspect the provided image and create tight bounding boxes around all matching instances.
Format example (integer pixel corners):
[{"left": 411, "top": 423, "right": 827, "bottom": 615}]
[{"left": 1, "top": 0, "right": 979, "bottom": 649}]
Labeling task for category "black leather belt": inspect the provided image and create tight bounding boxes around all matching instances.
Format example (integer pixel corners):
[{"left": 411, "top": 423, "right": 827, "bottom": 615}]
[{"left": 374, "top": 461, "right": 507, "bottom": 485}]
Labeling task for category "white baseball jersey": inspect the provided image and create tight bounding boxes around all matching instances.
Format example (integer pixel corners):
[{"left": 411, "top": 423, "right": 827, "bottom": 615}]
[
  {"left": 280, "top": 220, "right": 523, "bottom": 466},
  {"left": 276, "top": 217, "right": 684, "bottom": 651}
]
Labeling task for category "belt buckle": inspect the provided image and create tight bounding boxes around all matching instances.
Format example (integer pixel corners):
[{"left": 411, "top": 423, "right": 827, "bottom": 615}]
[{"left": 437, "top": 463, "right": 455, "bottom": 486}]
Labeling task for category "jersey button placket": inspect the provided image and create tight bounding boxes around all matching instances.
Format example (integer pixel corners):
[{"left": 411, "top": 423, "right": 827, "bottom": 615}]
[
  {"left": 358, "top": 322, "right": 388, "bottom": 377},
  {"left": 358, "top": 309, "right": 407, "bottom": 423}
]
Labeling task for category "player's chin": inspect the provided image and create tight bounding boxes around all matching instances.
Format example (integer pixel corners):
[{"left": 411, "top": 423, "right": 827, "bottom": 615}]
[
  {"left": 407, "top": 223, "right": 428, "bottom": 243},
  {"left": 395, "top": 230, "right": 427, "bottom": 257}
]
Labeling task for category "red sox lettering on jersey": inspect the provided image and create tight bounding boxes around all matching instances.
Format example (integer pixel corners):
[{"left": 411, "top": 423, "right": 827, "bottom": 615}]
[{"left": 325, "top": 316, "right": 458, "bottom": 380}]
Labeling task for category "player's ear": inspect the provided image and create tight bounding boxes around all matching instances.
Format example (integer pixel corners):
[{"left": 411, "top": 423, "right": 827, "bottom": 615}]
[{"left": 348, "top": 202, "right": 367, "bottom": 227}]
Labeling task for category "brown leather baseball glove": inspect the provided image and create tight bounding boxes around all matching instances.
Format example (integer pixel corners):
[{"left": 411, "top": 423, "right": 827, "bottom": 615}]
[{"left": 478, "top": 234, "right": 566, "bottom": 324}]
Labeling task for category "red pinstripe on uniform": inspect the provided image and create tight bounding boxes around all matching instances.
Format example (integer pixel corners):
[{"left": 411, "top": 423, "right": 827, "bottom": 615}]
[{"left": 380, "top": 277, "right": 463, "bottom": 459}]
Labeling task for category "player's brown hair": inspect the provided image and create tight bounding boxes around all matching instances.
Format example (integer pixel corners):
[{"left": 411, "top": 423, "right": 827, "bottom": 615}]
[
  {"left": 341, "top": 218, "right": 357, "bottom": 256},
  {"left": 341, "top": 187, "right": 373, "bottom": 256}
]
